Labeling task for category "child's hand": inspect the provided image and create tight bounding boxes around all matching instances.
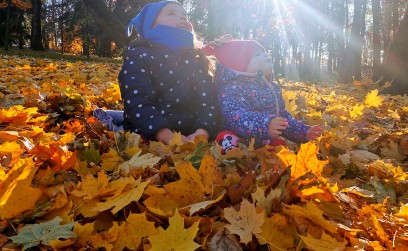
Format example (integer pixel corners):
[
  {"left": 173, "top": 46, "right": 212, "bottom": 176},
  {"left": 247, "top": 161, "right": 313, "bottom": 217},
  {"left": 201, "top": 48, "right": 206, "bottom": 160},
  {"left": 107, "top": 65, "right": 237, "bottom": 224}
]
[
  {"left": 268, "top": 117, "right": 288, "bottom": 138},
  {"left": 306, "top": 125, "right": 322, "bottom": 141},
  {"left": 187, "top": 128, "right": 209, "bottom": 141},
  {"left": 156, "top": 128, "right": 188, "bottom": 144}
]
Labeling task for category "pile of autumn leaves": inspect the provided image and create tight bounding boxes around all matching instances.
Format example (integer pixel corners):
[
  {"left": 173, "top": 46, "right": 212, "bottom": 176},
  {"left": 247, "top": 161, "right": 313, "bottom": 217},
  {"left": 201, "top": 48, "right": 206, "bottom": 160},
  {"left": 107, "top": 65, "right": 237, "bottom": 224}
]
[{"left": 0, "top": 54, "right": 407, "bottom": 251}]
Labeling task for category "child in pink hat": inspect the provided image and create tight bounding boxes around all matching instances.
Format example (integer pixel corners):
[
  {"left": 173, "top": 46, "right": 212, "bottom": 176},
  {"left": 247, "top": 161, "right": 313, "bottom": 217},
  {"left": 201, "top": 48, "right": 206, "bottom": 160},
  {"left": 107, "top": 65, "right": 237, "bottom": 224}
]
[{"left": 204, "top": 36, "right": 322, "bottom": 153}]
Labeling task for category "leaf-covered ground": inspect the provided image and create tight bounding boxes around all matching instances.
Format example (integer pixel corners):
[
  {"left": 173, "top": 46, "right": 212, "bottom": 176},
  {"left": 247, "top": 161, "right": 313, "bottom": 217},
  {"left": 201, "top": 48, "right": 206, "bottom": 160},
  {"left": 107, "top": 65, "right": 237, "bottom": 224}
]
[{"left": 0, "top": 54, "right": 407, "bottom": 251}]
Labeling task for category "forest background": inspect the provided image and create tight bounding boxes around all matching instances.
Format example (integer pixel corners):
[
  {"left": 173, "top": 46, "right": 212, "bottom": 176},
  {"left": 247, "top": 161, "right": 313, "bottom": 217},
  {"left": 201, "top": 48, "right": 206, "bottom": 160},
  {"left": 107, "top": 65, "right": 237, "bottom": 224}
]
[
  {"left": 1, "top": 0, "right": 408, "bottom": 250},
  {"left": 1, "top": 0, "right": 408, "bottom": 93}
]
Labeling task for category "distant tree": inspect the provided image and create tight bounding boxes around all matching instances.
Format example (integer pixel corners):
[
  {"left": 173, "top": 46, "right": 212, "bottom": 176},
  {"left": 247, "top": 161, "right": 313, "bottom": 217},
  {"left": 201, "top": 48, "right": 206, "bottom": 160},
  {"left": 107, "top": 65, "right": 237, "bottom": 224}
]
[
  {"left": 31, "top": 0, "right": 43, "bottom": 50},
  {"left": 372, "top": 0, "right": 381, "bottom": 81},
  {"left": 0, "top": 0, "right": 32, "bottom": 49},
  {"left": 81, "top": 0, "right": 130, "bottom": 49},
  {"left": 382, "top": 9, "right": 408, "bottom": 94}
]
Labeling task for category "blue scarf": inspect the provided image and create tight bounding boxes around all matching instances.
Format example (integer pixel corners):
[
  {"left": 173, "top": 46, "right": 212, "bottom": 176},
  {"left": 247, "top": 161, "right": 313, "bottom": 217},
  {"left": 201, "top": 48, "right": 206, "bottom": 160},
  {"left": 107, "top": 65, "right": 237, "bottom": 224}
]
[{"left": 126, "top": 1, "right": 194, "bottom": 52}]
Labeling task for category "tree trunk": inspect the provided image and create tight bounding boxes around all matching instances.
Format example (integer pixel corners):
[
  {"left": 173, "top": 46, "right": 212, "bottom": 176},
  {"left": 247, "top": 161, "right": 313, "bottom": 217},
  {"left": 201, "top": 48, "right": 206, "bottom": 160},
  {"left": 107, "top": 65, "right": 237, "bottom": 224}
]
[
  {"left": 372, "top": 0, "right": 381, "bottom": 81},
  {"left": 60, "top": 0, "right": 64, "bottom": 54},
  {"left": 82, "top": 0, "right": 129, "bottom": 49},
  {"left": 349, "top": 0, "right": 366, "bottom": 82},
  {"left": 382, "top": 9, "right": 408, "bottom": 94},
  {"left": 337, "top": 0, "right": 349, "bottom": 83},
  {"left": 5, "top": 0, "right": 11, "bottom": 50},
  {"left": 31, "top": 0, "right": 44, "bottom": 50},
  {"left": 51, "top": 0, "right": 57, "bottom": 49},
  {"left": 18, "top": 10, "right": 24, "bottom": 49},
  {"left": 392, "top": 0, "right": 399, "bottom": 36}
]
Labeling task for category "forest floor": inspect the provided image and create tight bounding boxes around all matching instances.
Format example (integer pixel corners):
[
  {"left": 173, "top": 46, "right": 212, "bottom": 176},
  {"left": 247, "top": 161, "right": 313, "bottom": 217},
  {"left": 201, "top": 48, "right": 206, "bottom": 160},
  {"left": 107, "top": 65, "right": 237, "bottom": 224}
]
[{"left": 0, "top": 52, "right": 407, "bottom": 250}]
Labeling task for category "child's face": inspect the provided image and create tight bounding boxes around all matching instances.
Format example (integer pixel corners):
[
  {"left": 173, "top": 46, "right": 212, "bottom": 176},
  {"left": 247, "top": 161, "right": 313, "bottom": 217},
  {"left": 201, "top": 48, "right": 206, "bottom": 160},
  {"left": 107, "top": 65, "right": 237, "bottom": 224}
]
[
  {"left": 246, "top": 50, "right": 273, "bottom": 78},
  {"left": 154, "top": 3, "right": 193, "bottom": 32}
]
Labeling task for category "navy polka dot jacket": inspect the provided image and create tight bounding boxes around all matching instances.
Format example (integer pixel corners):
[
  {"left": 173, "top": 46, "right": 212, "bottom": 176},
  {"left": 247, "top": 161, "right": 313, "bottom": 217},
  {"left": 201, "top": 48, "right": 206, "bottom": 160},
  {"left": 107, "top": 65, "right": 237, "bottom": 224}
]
[
  {"left": 118, "top": 40, "right": 219, "bottom": 140},
  {"left": 215, "top": 64, "right": 310, "bottom": 145}
]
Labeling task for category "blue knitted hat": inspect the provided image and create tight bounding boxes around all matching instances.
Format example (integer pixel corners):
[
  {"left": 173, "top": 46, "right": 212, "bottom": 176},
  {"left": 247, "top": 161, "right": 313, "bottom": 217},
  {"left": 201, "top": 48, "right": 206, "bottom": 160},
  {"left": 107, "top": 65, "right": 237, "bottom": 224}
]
[{"left": 126, "top": 0, "right": 181, "bottom": 38}]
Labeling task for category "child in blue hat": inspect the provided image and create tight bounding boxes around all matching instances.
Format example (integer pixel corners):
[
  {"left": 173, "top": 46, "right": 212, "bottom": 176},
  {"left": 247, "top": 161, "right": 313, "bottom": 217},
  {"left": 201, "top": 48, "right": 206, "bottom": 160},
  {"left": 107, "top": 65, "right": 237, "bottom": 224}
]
[{"left": 94, "top": 1, "right": 219, "bottom": 144}]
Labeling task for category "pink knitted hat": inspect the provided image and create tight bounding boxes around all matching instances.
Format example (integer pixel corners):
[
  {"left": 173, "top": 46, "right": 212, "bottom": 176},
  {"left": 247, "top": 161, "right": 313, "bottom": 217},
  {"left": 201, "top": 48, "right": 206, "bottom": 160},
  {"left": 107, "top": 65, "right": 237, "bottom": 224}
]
[{"left": 204, "top": 40, "right": 265, "bottom": 72}]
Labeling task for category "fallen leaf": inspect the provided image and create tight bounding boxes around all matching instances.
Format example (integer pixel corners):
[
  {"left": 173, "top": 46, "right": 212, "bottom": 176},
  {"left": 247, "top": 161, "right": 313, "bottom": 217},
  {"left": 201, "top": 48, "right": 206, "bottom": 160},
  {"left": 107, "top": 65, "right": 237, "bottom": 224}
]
[
  {"left": 148, "top": 210, "right": 201, "bottom": 250},
  {"left": 108, "top": 213, "right": 157, "bottom": 250},
  {"left": 283, "top": 201, "right": 338, "bottom": 233},
  {"left": 300, "top": 231, "right": 347, "bottom": 251},
  {"left": 256, "top": 214, "right": 295, "bottom": 250},
  {"left": 118, "top": 151, "right": 161, "bottom": 173},
  {"left": 224, "top": 199, "right": 265, "bottom": 244},
  {"left": 95, "top": 178, "right": 149, "bottom": 214},
  {"left": 10, "top": 217, "right": 76, "bottom": 250},
  {"left": 364, "top": 89, "right": 383, "bottom": 108},
  {"left": 0, "top": 158, "right": 42, "bottom": 220}
]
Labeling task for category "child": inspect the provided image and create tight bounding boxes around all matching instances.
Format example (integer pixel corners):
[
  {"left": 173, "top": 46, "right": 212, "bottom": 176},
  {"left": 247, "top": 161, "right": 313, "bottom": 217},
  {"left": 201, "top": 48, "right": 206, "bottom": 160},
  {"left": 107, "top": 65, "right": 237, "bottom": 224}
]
[
  {"left": 96, "top": 0, "right": 219, "bottom": 145},
  {"left": 204, "top": 38, "right": 322, "bottom": 152}
]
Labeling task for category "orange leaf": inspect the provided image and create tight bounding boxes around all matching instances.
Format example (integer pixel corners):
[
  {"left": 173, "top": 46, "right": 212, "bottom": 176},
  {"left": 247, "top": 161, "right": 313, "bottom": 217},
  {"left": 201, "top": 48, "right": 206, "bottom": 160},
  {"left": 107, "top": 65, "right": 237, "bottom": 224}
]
[
  {"left": 0, "top": 158, "right": 42, "bottom": 219},
  {"left": 395, "top": 203, "right": 408, "bottom": 222},
  {"left": 0, "top": 141, "right": 24, "bottom": 167}
]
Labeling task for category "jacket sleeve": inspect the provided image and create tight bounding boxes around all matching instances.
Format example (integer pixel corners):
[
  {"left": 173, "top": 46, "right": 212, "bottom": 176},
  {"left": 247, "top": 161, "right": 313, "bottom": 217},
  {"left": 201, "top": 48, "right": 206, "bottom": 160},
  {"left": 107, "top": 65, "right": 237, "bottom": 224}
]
[
  {"left": 274, "top": 84, "right": 310, "bottom": 143},
  {"left": 219, "top": 84, "right": 274, "bottom": 139},
  {"left": 118, "top": 46, "right": 170, "bottom": 139},
  {"left": 192, "top": 66, "right": 219, "bottom": 138}
]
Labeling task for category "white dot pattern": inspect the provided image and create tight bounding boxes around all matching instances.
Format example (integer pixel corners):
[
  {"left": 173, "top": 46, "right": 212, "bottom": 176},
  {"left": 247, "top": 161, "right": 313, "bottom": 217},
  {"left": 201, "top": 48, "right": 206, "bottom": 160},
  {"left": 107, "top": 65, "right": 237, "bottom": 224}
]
[{"left": 119, "top": 45, "right": 218, "bottom": 138}]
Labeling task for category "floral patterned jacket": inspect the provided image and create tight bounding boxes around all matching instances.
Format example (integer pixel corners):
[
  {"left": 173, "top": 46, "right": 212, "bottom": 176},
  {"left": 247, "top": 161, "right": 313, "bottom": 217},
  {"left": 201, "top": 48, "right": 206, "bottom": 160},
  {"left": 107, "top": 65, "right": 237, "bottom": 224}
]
[{"left": 215, "top": 64, "right": 310, "bottom": 145}]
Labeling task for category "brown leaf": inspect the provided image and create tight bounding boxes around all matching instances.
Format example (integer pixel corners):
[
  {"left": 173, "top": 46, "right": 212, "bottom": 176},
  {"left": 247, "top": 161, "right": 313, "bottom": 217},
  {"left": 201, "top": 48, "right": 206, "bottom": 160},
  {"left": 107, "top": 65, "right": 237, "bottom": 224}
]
[{"left": 223, "top": 199, "right": 264, "bottom": 244}]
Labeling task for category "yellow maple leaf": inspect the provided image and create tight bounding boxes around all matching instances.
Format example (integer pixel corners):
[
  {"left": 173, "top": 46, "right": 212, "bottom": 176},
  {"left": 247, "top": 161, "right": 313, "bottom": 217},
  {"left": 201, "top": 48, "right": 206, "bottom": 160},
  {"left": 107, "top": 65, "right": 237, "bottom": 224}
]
[
  {"left": 148, "top": 210, "right": 201, "bottom": 251},
  {"left": 278, "top": 142, "right": 329, "bottom": 181},
  {"left": 256, "top": 215, "right": 295, "bottom": 250},
  {"left": 144, "top": 161, "right": 210, "bottom": 215},
  {"left": 350, "top": 104, "right": 365, "bottom": 119},
  {"left": 70, "top": 171, "right": 111, "bottom": 200},
  {"left": 0, "top": 141, "right": 24, "bottom": 167},
  {"left": 0, "top": 157, "right": 42, "bottom": 219},
  {"left": 109, "top": 213, "right": 157, "bottom": 250},
  {"left": 301, "top": 231, "right": 347, "bottom": 251},
  {"left": 251, "top": 186, "right": 281, "bottom": 214},
  {"left": 95, "top": 178, "right": 150, "bottom": 214},
  {"left": 74, "top": 222, "right": 113, "bottom": 251},
  {"left": 282, "top": 90, "right": 298, "bottom": 116},
  {"left": 364, "top": 89, "right": 383, "bottom": 108},
  {"left": 117, "top": 150, "right": 161, "bottom": 173},
  {"left": 100, "top": 148, "right": 124, "bottom": 172},
  {"left": 197, "top": 151, "right": 223, "bottom": 195},
  {"left": 169, "top": 131, "right": 184, "bottom": 146},
  {"left": 394, "top": 203, "right": 408, "bottom": 222},
  {"left": 181, "top": 192, "right": 225, "bottom": 216},
  {"left": 224, "top": 199, "right": 265, "bottom": 244},
  {"left": 371, "top": 214, "right": 391, "bottom": 247},
  {"left": 282, "top": 201, "right": 337, "bottom": 233}
]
